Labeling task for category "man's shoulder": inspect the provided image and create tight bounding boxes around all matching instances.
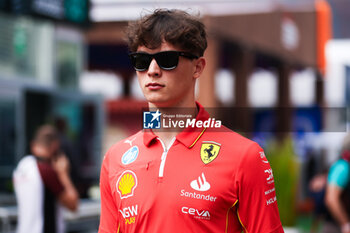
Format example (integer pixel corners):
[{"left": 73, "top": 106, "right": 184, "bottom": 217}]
[
  {"left": 204, "top": 126, "right": 262, "bottom": 163},
  {"left": 328, "top": 159, "right": 350, "bottom": 188},
  {"left": 206, "top": 125, "right": 258, "bottom": 149},
  {"left": 18, "top": 154, "right": 36, "bottom": 162},
  {"left": 106, "top": 130, "right": 144, "bottom": 154},
  {"left": 330, "top": 159, "right": 350, "bottom": 173},
  {"left": 331, "top": 159, "right": 349, "bottom": 168},
  {"left": 14, "top": 155, "right": 37, "bottom": 171}
]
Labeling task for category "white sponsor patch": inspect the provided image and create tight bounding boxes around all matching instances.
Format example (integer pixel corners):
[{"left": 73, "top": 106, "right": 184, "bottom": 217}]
[
  {"left": 180, "top": 189, "right": 217, "bottom": 202},
  {"left": 190, "top": 173, "right": 210, "bottom": 191},
  {"left": 121, "top": 146, "right": 139, "bottom": 165},
  {"left": 119, "top": 205, "right": 138, "bottom": 225},
  {"left": 181, "top": 207, "right": 211, "bottom": 220}
]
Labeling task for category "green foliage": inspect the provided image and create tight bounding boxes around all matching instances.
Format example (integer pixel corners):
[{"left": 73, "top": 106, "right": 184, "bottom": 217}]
[{"left": 265, "top": 136, "right": 300, "bottom": 226}]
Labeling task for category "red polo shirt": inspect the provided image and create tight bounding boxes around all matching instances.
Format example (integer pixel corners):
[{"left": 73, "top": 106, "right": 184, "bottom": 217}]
[{"left": 99, "top": 102, "right": 284, "bottom": 233}]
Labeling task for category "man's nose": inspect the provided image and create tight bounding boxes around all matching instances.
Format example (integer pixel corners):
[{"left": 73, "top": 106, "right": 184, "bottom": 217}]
[{"left": 147, "top": 59, "right": 162, "bottom": 77}]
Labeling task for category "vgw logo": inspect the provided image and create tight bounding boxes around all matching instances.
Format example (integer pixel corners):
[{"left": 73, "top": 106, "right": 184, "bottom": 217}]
[
  {"left": 143, "top": 110, "right": 161, "bottom": 129},
  {"left": 119, "top": 205, "right": 138, "bottom": 225}
]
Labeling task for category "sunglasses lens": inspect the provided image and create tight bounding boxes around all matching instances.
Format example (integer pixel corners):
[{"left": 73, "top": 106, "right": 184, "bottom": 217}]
[
  {"left": 130, "top": 53, "right": 151, "bottom": 71},
  {"left": 155, "top": 51, "right": 179, "bottom": 70},
  {"left": 130, "top": 51, "right": 181, "bottom": 71}
]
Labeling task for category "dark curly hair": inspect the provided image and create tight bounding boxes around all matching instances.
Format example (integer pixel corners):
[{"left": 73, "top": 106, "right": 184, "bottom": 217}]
[{"left": 126, "top": 9, "right": 207, "bottom": 57}]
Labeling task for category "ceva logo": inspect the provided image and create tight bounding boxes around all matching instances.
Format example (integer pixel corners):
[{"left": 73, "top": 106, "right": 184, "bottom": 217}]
[{"left": 181, "top": 207, "right": 210, "bottom": 220}]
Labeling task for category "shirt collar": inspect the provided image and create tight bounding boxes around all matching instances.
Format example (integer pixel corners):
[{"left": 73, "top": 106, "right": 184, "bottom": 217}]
[{"left": 143, "top": 101, "right": 209, "bottom": 148}]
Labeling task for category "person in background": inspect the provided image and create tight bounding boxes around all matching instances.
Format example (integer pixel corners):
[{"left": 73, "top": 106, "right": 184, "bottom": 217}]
[
  {"left": 54, "top": 117, "right": 80, "bottom": 192},
  {"left": 309, "top": 171, "right": 328, "bottom": 233},
  {"left": 13, "top": 125, "right": 79, "bottom": 233},
  {"left": 325, "top": 134, "right": 350, "bottom": 233},
  {"left": 99, "top": 9, "right": 283, "bottom": 233}
]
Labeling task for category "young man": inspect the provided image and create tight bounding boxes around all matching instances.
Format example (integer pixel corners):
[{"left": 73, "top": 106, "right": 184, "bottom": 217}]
[
  {"left": 13, "top": 125, "right": 79, "bottom": 233},
  {"left": 99, "top": 9, "right": 284, "bottom": 233}
]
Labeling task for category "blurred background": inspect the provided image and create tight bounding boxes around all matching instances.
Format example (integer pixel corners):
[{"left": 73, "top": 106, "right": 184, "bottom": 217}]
[{"left": 0, "top": 0, "right": 350, "bottom": 232}]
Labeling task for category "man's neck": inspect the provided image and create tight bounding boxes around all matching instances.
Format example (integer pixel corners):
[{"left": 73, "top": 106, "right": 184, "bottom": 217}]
[{"left": 149, "top": 101, "right": 198, "bottom": 148}]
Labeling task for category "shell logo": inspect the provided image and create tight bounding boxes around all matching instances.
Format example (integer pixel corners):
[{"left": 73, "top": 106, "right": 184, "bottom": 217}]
[{"left": 117, "top": 170, "right": 138, "bottom": 199}]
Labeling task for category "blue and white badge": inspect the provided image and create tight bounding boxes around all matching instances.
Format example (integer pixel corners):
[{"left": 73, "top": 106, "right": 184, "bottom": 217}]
[
  {"left": 121, "top": 146, "right": 139, "bottom": 165},
  {"left": 143, "top": 110, "right": 161, "bottom": 129}
]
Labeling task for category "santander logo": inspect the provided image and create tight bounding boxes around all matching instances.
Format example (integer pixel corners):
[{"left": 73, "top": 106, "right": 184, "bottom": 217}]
[{"left": 190, "top": 173, "right": 210, "bottom": 192}]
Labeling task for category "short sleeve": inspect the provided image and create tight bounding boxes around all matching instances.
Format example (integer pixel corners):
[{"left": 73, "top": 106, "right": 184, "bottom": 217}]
[
  {"left": 37, "top": 162, "right": 64, "bottom": 196},
  {"left": 99, "top": 152, "right": 119, "bottom": 233},
  {"left": 236, "top": 143, "right": 284, "bottom": 233},
  {"left": 328, "top": 160, "right": 350, "bottom": 189}
]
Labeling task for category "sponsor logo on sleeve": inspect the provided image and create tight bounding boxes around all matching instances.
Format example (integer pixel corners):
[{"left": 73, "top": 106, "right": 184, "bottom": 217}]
[
  {"left": 119, "top": 205, "right": 138, "bottom": 225},
  {"left": 259, "top": 151, "right": 269, "bottom": 164},
  {"left": 124, "top": 137, "right": 136, "bottom": 146},
  {"left": 117, "top": 170, "right": 138, "bottom": 199},
  {"left": 266, "top": 196, "right": 277, "bottom": 205},
  {"left": 264, "top": 168, "right": 277, "bottom": 206},
  {"left": 264, "top": 168, "right": 274, "bottom": 184},
  {"left": 121, "top": 146, "right": 139, "bottom": 165},
  {"left": 200, "top": 141, "right": 221, "bottom": 164}
]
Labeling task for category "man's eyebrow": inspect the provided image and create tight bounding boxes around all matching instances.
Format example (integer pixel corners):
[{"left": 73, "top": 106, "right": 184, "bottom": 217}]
[{"left": 136, "top": 48, "right": 150, "bottom": 53}]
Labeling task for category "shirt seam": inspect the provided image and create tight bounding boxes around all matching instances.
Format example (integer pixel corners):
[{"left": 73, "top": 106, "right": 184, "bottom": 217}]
[
  {"left": 233, "top": 141, "right": 260, "bottom": 233},
  {"left": 231, "top": 141, "right": 257, "bottom": 197},
  {"left": 189, "top": 127, "right": 206, "bottom": 148},
  {"left": 237, "top": 208, "right": 248, "bottom": 233},
  {"left": 226, "top": 200, "right": 238, "bottom": 233}
]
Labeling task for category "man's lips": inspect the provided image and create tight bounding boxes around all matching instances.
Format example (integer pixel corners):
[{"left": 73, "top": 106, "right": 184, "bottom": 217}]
[{"left": 146, "top": 82, "right": 165, "bottom": 90}]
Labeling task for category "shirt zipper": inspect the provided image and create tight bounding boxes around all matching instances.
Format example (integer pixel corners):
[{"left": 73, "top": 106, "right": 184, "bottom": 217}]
[{"left": 157, "top": 137, "right": 176, "bottom": 178}]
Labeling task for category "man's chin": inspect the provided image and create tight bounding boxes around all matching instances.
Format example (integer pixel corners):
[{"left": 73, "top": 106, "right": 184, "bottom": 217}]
[
  {"left": 147, "top": 99, "right": 173, "bottom": 108},
  {"left": 148, "top": 101, "right": 169, "bottom": 108}
]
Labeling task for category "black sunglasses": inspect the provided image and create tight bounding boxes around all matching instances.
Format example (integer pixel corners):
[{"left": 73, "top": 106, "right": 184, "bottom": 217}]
[{"left": 129, "top": 51, "right": 199, "bottom": 71}]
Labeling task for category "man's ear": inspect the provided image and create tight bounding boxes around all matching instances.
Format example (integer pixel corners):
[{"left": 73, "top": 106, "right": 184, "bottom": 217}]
[{"left": 193, "top": 57, "right": 206, "bottom": 79}]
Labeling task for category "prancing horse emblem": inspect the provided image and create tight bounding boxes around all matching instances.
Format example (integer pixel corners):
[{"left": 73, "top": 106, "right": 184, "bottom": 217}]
[
  {"left": 205, "top": 145, "right": 216, "bottom": 158},
  {"left": 200, "top": 141, "right": 221, "bottom": 164}
]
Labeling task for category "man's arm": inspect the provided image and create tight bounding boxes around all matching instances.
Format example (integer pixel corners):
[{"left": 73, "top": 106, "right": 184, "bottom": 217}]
[
  {"left": 53, "top": 154, "right": 79, "bottom": 211},
  {"left": 236, "top": 143, "right": 284, "bottom": 233},
  {"left": 326, "top": 160, "right": 350, "bottom": 233},
  {"left": 325, "top": 185, "right": 350, "bottom": 233},
  {"left": 99, "top": 153, "right": 120, "bottom": 233}
]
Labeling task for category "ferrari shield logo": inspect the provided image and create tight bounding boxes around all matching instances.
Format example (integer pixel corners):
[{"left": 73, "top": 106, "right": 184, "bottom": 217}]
[{"left": 200, "top": 141, "right": 221, "bottom": 164}]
